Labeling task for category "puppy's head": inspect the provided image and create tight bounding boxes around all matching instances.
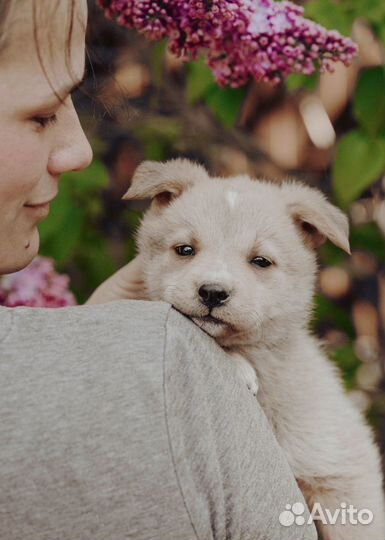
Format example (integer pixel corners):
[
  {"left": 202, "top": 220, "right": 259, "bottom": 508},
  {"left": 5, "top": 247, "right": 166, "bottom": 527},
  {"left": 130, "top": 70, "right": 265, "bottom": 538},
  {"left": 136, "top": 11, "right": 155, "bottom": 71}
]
[{"left": 124, "top": 159, "right": 349, "bottom": 347}]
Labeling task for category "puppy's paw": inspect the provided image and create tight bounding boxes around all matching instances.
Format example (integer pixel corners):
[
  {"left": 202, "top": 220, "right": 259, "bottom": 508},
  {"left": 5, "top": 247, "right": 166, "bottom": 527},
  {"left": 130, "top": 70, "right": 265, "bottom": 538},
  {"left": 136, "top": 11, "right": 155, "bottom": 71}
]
[{"left": 230, "top": 353, "right": 259, "bottom": 397}]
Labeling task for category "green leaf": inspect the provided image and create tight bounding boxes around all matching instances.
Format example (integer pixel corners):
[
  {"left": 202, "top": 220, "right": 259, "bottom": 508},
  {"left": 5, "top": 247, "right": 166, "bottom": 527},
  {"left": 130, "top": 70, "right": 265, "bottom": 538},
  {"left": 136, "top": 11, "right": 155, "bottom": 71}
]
[
  {"left": 144, "top": 139, "right": 168, "bottom": 161},
  {"left": 350, "top": 222, "right": 385, "bottom": 262},
  {"left": 38, "top": 191, "right": 73, "bottom": 243},
  {"left": 136, "top": 117, "right": 182, "bottom": 142},
  {"left": 304, "top": 0, "right": 354, "bottom": 35},
  {"left": 353, "top": 67, "right": 385, "bottom": 136},
  {"left": 135, "top": 117, "right": 182, "bottom": 159},
  {"left": 68, "top": 236, "right": 118, "bottom": 303},
  {"left": 377, "top": 21, "right": 385, "bottom": 47},
  {"left": 152, "top": 39, "right": 167, "bottom": 87},
  {"left": 40, "top": 206, "right": 85, "bottom": 263},
  {"left": 124, "top": 209, "right": 143, "bottom": 231},
  {"left": 62, "top": 160, "right": 109, "bottom": 193},
  {"left": 319, "top": 242, "right": 347, "bottom": 266},
  {"left": 313, "top": 294, "right": 355, "bottom": 337},
  {"left": 204, "top": 86, "right": 247, "bottom": 127},
  {"left": 353, "top": 0, "right": 385, "bottom": 23},
  {"left": 187, "top": 59, "right": 215, "bottom": 104},
  {"left": 332, "top": 130, "right": 385, "bottom": 208},
  {"left": 39, "top": 160, "right": 108, "bottom": 243},
  {"left": 331, "top": 343, "right": 360, "bottom": 390},
  {"left": 286, "top": 73, "right": 318, "bottom": 92}
]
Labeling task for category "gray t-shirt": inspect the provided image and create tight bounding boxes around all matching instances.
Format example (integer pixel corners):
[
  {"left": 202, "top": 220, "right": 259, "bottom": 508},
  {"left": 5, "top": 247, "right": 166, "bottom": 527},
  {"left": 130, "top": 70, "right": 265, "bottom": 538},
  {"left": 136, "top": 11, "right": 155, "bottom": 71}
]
[{"left": 0, "top": 300, "right": 316, "bottom": 540}]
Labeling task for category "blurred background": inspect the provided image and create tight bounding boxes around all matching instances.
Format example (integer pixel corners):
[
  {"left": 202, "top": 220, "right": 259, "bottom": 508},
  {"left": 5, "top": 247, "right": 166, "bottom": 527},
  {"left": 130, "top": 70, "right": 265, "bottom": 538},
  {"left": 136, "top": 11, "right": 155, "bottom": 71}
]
[{"left": 23, "top": 1, "right": 385, "bottom": 457}]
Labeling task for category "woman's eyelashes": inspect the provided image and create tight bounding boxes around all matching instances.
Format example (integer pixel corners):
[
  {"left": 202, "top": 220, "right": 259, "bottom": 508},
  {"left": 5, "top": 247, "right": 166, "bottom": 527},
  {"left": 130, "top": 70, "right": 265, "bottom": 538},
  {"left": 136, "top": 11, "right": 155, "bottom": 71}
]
[{"left": 32, "top": 114, "right": 58, "bottom": 129}]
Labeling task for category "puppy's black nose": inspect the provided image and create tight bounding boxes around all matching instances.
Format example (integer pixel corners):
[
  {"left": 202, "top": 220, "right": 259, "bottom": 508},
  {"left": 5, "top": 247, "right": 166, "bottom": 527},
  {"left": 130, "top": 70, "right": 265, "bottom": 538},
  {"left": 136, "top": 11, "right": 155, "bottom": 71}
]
[{"left": 198, "top": 284, "right": 230, "bottom": 308}]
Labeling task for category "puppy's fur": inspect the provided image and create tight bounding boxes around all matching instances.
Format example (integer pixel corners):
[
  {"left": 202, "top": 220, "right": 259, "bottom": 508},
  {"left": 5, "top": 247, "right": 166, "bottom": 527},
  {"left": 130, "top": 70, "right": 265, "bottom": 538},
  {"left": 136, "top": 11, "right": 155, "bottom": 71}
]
[{"left": 124, "top": 158, "right": 385, "bottom": 540}]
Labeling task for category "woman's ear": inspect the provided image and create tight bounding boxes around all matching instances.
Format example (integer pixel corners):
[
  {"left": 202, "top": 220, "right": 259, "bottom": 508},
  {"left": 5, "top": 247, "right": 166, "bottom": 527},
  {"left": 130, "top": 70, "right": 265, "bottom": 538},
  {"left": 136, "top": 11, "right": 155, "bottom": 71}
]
[
  {"left": 122, "top": 158, "right": 208, "bottom": 208},
  {"left": 281, "top": 181, "right": 350, "bottom": 254}
]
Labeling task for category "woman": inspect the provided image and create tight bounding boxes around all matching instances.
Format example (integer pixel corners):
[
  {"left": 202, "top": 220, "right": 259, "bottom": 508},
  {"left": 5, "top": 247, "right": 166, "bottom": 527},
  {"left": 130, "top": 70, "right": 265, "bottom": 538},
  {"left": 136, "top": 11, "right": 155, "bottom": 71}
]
[{"left": 0, "top": 2, "right": 316, "bottom": 539}]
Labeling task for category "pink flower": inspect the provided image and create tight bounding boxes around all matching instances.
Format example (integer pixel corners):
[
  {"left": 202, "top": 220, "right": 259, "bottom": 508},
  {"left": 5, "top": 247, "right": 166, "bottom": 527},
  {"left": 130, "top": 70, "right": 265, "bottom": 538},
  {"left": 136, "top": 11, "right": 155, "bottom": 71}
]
[
  {"left": 0, "top": 256, "right": 77, "bottom": 308},
  {"left": 98, "top": 0, "right": 358, "bottom": 87}
]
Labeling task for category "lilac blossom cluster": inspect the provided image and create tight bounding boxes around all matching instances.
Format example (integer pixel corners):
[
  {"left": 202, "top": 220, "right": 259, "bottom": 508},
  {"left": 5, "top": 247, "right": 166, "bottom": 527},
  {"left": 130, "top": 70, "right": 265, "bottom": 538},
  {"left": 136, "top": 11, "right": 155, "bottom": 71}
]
[
  {"left": 0, "top": 256, "right": 77, "bottom": 308},
  {"left": 99, "top": 0, "right": 358, "bottom": 87}
]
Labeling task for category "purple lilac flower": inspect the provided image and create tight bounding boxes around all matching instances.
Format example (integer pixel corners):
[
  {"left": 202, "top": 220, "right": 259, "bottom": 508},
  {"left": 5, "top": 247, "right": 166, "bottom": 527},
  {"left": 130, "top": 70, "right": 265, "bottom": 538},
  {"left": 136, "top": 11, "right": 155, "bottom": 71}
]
[
  {"left": 0, "top": 256, "right": 77, "bottom": 308},
  {"left": 99, "top": 0, "right": 358, "bottom": 87}
]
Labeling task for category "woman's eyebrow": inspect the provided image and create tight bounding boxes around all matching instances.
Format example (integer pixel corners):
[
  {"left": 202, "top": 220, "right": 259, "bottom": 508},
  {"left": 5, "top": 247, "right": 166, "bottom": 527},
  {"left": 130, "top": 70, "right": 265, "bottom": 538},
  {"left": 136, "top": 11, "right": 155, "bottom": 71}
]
[
  {"left": 59, "top": 72, "right": 86, "bottom": 98},
  {"left": 35, "top": 73, "right": 86, "bottom": 109}
]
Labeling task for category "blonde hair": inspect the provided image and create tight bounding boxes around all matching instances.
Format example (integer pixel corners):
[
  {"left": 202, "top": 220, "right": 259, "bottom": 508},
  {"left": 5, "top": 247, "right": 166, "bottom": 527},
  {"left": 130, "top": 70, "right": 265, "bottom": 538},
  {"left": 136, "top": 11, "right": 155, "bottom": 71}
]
[
  {"left": 0, "top": 2, "right": 12, "bottom": 52},
  {"left": 0, "top": 0, "right": 80, "bottom": 100},
  {"left": 0, "top": 0, "right": 76, "bottom": 58}
]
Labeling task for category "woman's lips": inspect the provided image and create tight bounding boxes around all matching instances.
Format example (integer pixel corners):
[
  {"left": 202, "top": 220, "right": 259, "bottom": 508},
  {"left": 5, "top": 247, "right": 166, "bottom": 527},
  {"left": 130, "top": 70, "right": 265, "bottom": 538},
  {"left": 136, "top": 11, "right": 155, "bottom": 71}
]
[{"left": 23, "top": 202, "right": 51, "bottom": 219}]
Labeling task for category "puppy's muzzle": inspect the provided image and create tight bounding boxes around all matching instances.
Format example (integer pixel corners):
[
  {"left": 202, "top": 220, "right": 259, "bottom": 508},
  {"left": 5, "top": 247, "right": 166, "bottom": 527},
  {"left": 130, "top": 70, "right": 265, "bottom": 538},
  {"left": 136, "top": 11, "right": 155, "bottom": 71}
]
[{"left": 198, "top": 284, "right": 230, "bottom": 309}]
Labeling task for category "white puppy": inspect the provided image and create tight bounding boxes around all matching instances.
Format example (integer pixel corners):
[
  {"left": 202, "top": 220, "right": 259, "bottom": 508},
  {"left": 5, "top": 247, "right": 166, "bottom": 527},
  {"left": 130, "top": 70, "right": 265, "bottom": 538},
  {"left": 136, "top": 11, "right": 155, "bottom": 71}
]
[{"left": 123, "top": 158, "right": 385, "bottom": 540}]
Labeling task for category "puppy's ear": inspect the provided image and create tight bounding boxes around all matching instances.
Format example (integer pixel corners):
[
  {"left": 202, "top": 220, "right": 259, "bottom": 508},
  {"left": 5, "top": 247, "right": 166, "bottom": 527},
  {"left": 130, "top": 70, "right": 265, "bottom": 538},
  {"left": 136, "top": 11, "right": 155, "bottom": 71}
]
[
  {"left": 281, "top": 182, "right": 350, "bottom": 254},
  {"left": 122, "top": 158, "right": 208, "bottom": 208}
]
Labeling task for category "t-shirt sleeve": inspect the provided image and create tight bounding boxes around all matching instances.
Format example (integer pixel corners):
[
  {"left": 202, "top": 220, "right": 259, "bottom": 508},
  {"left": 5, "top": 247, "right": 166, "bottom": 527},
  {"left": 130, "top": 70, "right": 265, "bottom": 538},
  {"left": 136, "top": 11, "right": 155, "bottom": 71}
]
[
  {"left": 163, "top": 308, "right": 317, "bottom": 540},
  {"left": 0, "top": 301, "right": 316, "bottom": 540},
  {"left": 0, "top": 301, "right": 197, "bottom": 540}
]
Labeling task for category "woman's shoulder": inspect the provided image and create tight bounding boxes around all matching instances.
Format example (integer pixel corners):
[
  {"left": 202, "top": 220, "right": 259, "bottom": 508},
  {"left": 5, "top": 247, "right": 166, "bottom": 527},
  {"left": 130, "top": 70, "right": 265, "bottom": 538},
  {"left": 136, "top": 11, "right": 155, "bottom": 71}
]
[
  {"left": 0, "top": 300, "right": 173, "bottom": 347},
  {"left": 0, "top": 301, "right": 235, "bottom": 373},
  {"left": 0, "top": 300, "right": 171, "bottom": 342}
]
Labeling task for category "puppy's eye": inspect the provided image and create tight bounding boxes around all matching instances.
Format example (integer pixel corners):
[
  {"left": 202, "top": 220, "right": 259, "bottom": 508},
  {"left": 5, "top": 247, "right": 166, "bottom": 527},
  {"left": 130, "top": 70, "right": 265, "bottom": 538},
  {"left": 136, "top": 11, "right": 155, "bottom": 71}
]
[
  {"left": 251, "top": 256, "right": 272, "bottom": 268},
  {"left": 175, "top": 245, "right": 195, "bottom": 257}
]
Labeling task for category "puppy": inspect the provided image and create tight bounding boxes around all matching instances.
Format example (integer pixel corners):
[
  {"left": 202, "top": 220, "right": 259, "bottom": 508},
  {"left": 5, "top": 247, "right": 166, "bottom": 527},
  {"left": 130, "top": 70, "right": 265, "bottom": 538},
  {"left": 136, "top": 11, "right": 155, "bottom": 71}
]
[{"left": 123, "top": 158, "right": 385, "bottom": 540}]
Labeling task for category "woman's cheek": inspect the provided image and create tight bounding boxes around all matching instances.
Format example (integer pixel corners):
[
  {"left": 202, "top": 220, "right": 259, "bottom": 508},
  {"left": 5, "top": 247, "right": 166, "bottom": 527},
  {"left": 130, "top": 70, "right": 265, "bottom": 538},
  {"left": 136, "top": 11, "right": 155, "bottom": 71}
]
[{"left": 0, "top": 131, "right": 46, "bottom": 204}]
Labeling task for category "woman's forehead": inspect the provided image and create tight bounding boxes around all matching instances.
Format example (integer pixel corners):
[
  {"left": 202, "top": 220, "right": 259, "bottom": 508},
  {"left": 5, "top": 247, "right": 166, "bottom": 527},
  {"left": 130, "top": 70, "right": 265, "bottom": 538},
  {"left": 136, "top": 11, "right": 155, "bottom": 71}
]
[
  {"left": 1, "top": 0, "right": 87, "bottom": 93},
  {"left": 2, "top": 0, "right": 87, "bottom": 68}
]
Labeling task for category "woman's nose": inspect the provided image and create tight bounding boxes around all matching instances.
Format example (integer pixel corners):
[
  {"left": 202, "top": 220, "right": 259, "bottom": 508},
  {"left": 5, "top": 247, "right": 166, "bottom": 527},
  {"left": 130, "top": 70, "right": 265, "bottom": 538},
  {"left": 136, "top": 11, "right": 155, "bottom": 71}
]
[{"left": 48, "top": 103, "right": 93, "bottom": 176}]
